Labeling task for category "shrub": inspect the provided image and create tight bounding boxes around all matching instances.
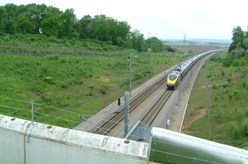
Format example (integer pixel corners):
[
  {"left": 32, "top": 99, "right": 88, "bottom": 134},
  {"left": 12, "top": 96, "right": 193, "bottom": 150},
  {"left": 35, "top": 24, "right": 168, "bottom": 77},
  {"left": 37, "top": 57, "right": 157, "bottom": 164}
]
[
  {"left": 213, "top": 107, "right": 225, "bottom": 122},
  {"left": 223, "top": 58, "right": 232, "bottom": 67},
  {"left": 221, "top": 70, "right": 225, "bottom": 77},
  {"left": 242, "top": 118, "right": 248, "bottom": 136},
  {"left": 222, "top": 83, "right": 228, "bottom": 88},
  {"left": 232, "top": 89, "right": 240, "bottom": 100},
  {"left": 233, "top": 108, "right": 246, "bottom": 119},
  {"left": 228, "top": 121, "right": 241, "bottom": 140},
  {"left": 242, "top": 81, "right": 246, "bottom": 88},
  {"left": 99, "top": 85, "right": 109, "bottom": 95}
]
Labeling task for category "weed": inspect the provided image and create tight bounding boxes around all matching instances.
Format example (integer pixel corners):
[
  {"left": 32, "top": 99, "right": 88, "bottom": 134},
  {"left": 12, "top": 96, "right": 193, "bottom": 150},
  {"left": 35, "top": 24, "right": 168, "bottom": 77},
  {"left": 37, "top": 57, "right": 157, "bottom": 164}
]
[
  {"left": 212, "top": 107, "right": 226, "bottom": 122},
  {"left": 221, "top": 70, "right": 225, "bottom": 77},
  {"left": 228, "top": 121, "right": 241, "bottom": 140},
  {"left": 242, "top": 118, "right": 248, "bottom": 136},
  {"left": 184, "top": 53, "right": 248, "bottom": 146}
]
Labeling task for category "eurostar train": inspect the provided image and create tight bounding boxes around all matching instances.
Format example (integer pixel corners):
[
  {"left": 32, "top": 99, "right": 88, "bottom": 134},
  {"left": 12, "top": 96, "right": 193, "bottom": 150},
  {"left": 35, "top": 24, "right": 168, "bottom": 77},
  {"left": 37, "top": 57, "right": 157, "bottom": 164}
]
[{"left": 167, "top": 50, "right": 222, "bottom": 90}]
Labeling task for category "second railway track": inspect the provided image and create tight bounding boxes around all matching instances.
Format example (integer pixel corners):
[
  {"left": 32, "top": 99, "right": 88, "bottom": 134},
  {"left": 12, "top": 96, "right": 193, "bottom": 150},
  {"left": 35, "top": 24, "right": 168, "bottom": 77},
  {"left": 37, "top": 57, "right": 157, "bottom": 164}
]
[
  {"left": 83, "top": 50, "right": 223, "bottom": 137},
  {"left": 92, "top": 73, "right": 168, "bottom": 135}
]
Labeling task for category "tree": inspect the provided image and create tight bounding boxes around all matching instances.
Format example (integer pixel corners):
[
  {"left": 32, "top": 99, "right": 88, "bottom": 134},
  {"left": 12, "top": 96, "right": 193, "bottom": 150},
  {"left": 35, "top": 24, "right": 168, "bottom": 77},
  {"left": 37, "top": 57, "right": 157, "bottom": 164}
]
[
  {"left": 14, "top": 4, "right": 41, "bottom": 34},
  {"left": 78, "top": 15, "right": 93, "bottom": 39},
  {"left": 59, "top": 9, "right": 77, "bottom": 38},
  {"left": 0, "top": 3, "right": 146, "bottom": 50},
  {"left": 40, "top": 6, "right": 62, "bottom": 37},
  {"left": 2, "top": 4, "right": 17, "bottom": 34},
  {"left": 110, "top": 20, "right": 130, "bottom": 47},
  {"left": 92, "top": 15, "right": 111, "bottom": 42},
  {"left": 145, "top": 37, "right": 163, "bottom": 52},
  {"left": 130, "top": 29, "right": 145, "bottom": 52},
  {"left": 0, "top": 7, "right": 7, "bottom": 31},
  {"left": 41, "top": 16, "right": 61, "bottom": 37},
  {"left": 229, "top": 26, "right": 245, "bottom": 53},
  {"left": 16, "top": 14, "right": 33, "bottom": 34},
  {"left": 25, "top": 4, "right": 43, "bottom": 34}
]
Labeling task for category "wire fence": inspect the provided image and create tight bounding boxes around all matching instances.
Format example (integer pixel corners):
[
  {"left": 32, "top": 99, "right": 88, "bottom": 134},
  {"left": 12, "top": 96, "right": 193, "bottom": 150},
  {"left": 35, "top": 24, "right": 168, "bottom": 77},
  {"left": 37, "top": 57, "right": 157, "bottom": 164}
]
[
  {"left": 0, "top": 96, "right": 92, "bottom": 129},
  {"left": 0, "top": 96, "right": 137, "bottom": 136},
  {"left": 0, "top": 96, "right": 152, "bottom": 141},
  {"left": 2, "top": 95, "right": 246, "bottom": 150}
]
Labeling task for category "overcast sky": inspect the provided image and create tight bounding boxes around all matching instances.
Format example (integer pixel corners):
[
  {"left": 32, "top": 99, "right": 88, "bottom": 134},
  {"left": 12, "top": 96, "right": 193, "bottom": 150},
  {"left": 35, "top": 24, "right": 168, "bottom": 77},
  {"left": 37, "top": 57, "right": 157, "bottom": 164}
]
[{"left": 1, "top": 0, "right": 247, "bottom": 40}]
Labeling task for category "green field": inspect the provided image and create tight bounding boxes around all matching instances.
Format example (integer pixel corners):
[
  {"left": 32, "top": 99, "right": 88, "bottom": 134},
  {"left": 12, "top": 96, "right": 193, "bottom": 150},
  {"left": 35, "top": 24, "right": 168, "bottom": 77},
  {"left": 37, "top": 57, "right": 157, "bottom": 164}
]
[
  {"left": 183, "top": 52, "right": 248, "bottom": 147},
  {"left": 0, "top": 52, "right": 179, "bottom": 128}
]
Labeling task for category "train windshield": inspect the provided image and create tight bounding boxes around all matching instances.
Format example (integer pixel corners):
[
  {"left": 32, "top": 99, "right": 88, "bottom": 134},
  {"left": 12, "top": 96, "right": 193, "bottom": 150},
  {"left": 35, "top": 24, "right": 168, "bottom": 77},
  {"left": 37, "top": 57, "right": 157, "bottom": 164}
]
[{"left": 169, "top": 74, "right": 177, "bottom": 80}]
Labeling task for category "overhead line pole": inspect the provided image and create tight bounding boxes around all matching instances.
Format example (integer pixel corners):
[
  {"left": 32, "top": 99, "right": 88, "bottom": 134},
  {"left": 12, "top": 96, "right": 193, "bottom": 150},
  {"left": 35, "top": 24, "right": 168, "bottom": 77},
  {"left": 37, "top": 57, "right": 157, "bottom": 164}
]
[
  {"left": 206, "top": 66, "right": 212, "bottom": 140},
  {"left": 179, "top": 33, "right": 186, "bottom": 102},
  {"left": 129, "top": 53, "right": 132, "bottom": 97}
]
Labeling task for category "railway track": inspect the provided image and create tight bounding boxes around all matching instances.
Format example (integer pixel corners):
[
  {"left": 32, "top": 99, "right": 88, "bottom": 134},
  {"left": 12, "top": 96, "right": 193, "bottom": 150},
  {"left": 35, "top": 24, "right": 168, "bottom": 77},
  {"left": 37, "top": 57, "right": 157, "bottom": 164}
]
[
  {"left": 92, "top": 74, "right": 167, "bottom": 135},
  {"left": 141, "top": 90, "right": 173, "bottom": 126},
  {"left": 91, "top": 50, "right": 223, "bottom": 136}
]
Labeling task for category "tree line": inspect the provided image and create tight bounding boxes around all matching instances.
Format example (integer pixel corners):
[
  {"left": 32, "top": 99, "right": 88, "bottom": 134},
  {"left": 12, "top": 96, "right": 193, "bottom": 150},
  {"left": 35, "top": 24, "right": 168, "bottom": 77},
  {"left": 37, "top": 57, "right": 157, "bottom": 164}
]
[
  {"left": 0, "top": 3, "right": 164, "bottom": 52},
  {"left": 229, "top": 26, "right": 248, "bottom": 56}
]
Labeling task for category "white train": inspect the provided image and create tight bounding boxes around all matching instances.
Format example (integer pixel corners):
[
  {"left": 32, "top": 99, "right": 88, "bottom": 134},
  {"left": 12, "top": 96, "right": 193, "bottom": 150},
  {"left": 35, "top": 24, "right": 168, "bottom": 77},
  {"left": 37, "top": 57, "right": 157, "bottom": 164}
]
[{"left": 167, "top": 50, "right": 222, "bottom": 89}]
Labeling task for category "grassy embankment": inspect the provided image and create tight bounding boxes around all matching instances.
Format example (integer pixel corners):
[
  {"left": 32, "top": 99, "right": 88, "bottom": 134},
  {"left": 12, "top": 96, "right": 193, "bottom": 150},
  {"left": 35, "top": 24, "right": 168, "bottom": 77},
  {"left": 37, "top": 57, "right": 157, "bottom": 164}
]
[
  {"left": 183, "top": 52, "right": 248, "bottom": 147},
  {"left": 0, "top": 35, "right": 179, "bottom": 128}
]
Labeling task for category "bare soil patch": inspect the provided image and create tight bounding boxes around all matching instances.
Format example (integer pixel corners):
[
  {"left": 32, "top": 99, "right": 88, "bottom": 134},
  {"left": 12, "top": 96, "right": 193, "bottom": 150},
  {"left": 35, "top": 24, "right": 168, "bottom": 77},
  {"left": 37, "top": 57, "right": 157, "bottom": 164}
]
[{"left": 183, "top": 109, "right": 207, "bottom": 129}]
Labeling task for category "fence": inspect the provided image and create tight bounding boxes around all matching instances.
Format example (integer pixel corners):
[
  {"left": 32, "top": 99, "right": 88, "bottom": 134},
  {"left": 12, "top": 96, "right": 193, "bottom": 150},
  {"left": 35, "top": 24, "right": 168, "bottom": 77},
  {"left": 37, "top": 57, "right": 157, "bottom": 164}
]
[
  {"left": 0, "top": 96, "right": 150, "bottom": 141},
  {"left": 0, "top": 96, "right": 92, "bottom": 129}
]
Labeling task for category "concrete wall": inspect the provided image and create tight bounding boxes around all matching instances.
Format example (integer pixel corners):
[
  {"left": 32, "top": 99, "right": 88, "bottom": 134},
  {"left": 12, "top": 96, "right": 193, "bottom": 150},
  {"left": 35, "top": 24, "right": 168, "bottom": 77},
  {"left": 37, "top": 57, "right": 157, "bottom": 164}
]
[
  {"left": 0, "top": 115, "right": 148, "bottom": 164},
  {"left": 149, "top": 128, "right": 248, "bottom": 164}
]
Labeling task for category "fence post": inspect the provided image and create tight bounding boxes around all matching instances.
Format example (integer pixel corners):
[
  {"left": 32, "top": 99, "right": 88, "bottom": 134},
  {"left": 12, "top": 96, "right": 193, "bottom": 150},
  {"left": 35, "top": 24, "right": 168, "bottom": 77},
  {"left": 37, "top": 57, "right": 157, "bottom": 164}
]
[
  {"left": 31, "top": 99, "right": 34, "bottom": 125},
  {"left": 27, "top": 100, "right": 34, "bottom": 143},
  {"left": 124, "top": 91, "right": 129, "bottom": 137}
]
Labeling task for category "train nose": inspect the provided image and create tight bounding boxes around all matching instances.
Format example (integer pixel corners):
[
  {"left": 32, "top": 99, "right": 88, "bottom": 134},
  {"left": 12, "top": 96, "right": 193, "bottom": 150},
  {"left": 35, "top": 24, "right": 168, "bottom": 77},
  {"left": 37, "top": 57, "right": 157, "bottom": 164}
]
[{"left": 167, "top": 84, "right": 174, "bottom": 89}]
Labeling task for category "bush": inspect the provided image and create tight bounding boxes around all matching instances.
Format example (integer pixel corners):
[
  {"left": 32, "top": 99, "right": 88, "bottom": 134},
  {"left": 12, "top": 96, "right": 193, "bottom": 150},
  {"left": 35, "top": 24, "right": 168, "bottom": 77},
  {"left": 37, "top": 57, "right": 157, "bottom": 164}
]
[
  {"left": 242, "top": 118, "right": 248, "bottom": 136},
  {"left": 242, "top": 81, "right": 246, "bottom": 88},
  {"left": 213, "top": 107, "right": 226, "bottom": 122},
  {"left": 232, "top": 89, "right": 240, "bottom": 100},
  {"left": 228, "top": 121, "right": 241, "bottom": 139},
  {"left": 221, "top": 70, "right": 225, "bottom": 77},
  {"left": 223, "top": 57, "right": 232, "bottom": 67},
  {"left": 99, "top": 85, "right": 109, "bottom": 95}
]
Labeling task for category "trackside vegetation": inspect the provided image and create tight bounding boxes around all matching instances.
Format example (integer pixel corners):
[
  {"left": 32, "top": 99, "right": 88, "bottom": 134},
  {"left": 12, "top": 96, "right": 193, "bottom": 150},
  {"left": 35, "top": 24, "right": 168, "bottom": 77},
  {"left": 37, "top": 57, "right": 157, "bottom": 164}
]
[
  {"left": 0, "top": 47, "right": 178, "bottom": 128},
  {"left": 183, "top": 26, "right": 248, "bottom": 147}
]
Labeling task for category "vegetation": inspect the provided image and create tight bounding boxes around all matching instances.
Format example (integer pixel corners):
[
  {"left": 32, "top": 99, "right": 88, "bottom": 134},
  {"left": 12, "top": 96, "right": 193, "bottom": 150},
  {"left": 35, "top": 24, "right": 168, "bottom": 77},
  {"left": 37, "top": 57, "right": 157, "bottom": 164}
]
[
  {"left": 183, "top": 53, "right": 248, "bottom": 147},
  {"left": 0, "top": 49, "right": 179, "bottom": 127},
  {"left": 0, "top": 3, "right": 164, "bottom": 52},
  {"left": 183, "top": 26, "right": 248, "bottom": 147},
  {"left": 228, "top": 26, "right": 248, "bottom": 57}
]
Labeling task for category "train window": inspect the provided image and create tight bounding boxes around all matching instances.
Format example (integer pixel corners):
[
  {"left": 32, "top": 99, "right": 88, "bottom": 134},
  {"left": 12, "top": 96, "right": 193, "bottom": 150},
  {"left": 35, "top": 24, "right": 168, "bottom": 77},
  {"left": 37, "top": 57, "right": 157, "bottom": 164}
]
[
  {"left": 169, "top": 74, "right": 177, "bottom": 80},
  {"left": 176, "top": 68, "right": 181, "bottom": 72}
]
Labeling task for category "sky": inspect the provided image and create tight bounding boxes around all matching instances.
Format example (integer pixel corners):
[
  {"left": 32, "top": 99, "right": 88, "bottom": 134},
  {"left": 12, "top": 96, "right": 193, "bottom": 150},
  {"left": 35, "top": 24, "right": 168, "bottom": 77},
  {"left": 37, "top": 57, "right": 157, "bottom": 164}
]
[{"left": 1, "top": 0, "right": 247, "bottom": 40}]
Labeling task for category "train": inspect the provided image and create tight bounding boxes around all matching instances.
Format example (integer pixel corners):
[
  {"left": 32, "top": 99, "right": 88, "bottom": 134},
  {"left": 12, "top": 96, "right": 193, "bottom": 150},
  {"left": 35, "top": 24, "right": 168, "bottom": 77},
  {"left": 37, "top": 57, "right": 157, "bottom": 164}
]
[{"left": 166, "top": 50, "right": 222, "bottom": 90}]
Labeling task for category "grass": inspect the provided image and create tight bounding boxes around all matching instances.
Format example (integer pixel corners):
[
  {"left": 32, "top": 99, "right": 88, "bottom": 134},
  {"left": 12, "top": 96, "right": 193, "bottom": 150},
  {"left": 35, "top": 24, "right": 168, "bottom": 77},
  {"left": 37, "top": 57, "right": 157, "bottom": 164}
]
[
  {"left": 183, "top": 52, "right": 248, "bottom": 147},
  {"left": 0, "top": 52, "right": 178, "bottom": 128}
]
